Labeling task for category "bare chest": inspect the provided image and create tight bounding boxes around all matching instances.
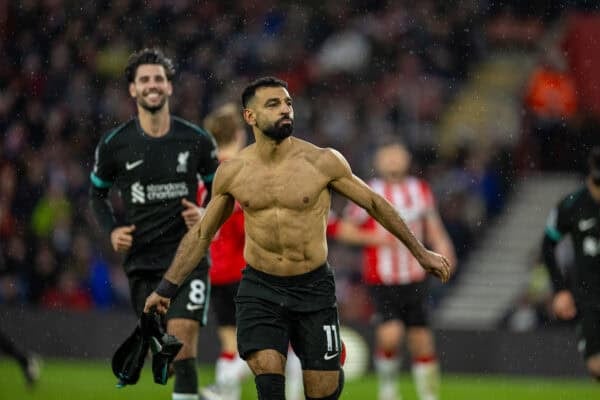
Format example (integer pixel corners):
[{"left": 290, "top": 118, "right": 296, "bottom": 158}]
[{"left": 230, "top": 162, "right": 329, "bottom": 211}]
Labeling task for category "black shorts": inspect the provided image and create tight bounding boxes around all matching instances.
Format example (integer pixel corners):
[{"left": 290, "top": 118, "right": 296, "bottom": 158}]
[
  {"left": 577, "top": 304, "right": 600, "bottom": 359},
  {"left": 235, "top": 264, "right": 341, "bottom": 371},
  {"left": 210, "top": 282, "right": 239, "bottom": 327},
  {"left": 128, "top": 259, "right": 210, "bottom": 325},
  {"left": 368, "top": 281, "right": 429, "bottom": 327}
]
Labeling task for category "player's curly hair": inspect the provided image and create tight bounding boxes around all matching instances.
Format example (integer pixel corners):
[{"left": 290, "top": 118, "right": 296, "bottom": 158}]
[{"left": 125, "top": 48, "right": 175, "bottom": 83}]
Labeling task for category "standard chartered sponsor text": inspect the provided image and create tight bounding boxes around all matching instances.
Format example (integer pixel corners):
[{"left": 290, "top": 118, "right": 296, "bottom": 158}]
[{"left": 146, "top": 182, "right": 189, "bottom": 200}]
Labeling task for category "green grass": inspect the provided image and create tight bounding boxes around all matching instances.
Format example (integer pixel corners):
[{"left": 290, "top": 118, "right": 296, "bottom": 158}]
[{"left": 0, "top": 359, "right": 598, "bottom": 399}]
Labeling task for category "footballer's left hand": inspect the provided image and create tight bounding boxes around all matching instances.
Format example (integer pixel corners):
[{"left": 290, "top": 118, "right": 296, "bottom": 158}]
[
  {"left": 181, "top": 198, "right": 205, "bottom": 229},
  {"left": 418, "top": 249, "right": 451, "bottom": 283},
  {"left": 144, "top": 291, "right": 170, "bottom": 315}
]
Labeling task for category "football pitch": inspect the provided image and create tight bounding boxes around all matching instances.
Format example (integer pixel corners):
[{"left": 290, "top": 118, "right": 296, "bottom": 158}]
[{"left": 0, "top": 359, "right": 598, "bottom": 400}]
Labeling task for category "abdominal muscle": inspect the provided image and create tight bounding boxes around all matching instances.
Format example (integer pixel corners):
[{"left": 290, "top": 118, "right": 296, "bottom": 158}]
[{"left": 242, "top": 207, "right": 329, "bottom": 276}]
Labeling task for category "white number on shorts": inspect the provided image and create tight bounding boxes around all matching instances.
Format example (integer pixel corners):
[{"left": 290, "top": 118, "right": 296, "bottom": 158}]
[
  {"left": 188, "top": 279, "right": 206, "bottom": 305},
  {"left": 323, "top": 324, "right": 339, "bottom": 352}
]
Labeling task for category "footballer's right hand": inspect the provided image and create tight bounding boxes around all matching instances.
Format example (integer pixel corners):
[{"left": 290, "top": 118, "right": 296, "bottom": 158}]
[
  {"left": 110, "top": 225, "right": 136, "bottom": 253},
  {"left": 552, "top": 290, "right": 576, "bottom": 320},
  {"left": 144, "top": 291, "right": 170, "bottom": 315}
]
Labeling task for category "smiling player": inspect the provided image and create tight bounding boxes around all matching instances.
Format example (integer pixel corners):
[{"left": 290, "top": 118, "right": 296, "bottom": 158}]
[{"left": 89, "top": 48, "right": 218, "bottom": 400}]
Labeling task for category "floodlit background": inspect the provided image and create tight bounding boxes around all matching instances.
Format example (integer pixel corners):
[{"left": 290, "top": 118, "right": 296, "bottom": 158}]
[{"left": 1, "top": 1, "right": 600, "bottom": 399}]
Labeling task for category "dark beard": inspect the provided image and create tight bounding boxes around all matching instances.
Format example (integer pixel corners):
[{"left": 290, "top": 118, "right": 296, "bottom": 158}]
[
  {"left": 262, "top": 119, "right": 294, "bottom": 141},
  {"left": 138, "top": 97, "right": 167, "bottom": 114},
  {"left": 138, "top": 89, "right": 167, "bottom": 114}
]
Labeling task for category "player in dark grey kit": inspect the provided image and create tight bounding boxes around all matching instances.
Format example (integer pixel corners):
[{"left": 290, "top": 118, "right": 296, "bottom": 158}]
[
  {"left": 89, "top": 48, "right": 218, "bottom": 399},
  {"left": 543, "top": 146, "right": 600, "bottom": 381}
]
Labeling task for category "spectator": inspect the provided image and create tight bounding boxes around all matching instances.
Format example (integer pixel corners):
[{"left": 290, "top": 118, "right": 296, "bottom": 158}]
[
  {"left": 524, "top": 45, "right": 578, "bottom": 170},
  {"left": 0, "top": 0, "right": 548, "bottom": 315}
]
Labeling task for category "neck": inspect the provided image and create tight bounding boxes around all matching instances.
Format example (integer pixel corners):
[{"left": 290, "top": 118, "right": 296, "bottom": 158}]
[
  {"left": 253, "top": 128, "right": 292, "bottom": 161},
  {"left": 138, "top": 106, "right": 170, "bottom": 137},
  {"left": 383, "top": 174, "right": 407, "bottom": 183},
  {"left": 587, "top": 177, "right": 600, "bottom": 202}
]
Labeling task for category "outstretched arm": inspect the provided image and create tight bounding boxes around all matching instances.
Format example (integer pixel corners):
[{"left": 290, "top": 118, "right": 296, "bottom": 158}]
[
  {"left": 166, "top": 192, "right": 234, "bottom": 285},
  {"left": 334, "top": 220, "right": 395, "bottom": 247},
  {"left": 325, "top": 149, "right": 451, "bottom": 282},
  {"left": 145, "top": 167, "right": 235, "bottom": 314}
]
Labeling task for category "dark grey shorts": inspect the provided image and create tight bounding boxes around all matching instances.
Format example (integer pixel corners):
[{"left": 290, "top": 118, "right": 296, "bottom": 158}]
[
  {"left": 235, "top": 264, "right": 342, "bottom": 371},
  {"left": 128, "top": 260, "right": 210, "bottom": 325}
]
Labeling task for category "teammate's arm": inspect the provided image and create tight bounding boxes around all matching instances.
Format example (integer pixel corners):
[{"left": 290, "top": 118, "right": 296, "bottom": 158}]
[
  {"left": 325, "top": 149, "right": 450, "bottom": 282},
  {"left": 89, "top": 187, "right": 136, "bottom": 252},
  {"left": 543, "top": 234, "right": 576, "bottom": 319},
  {"left": 145, "top": 164, "right": 235, "bottom": 314},
  {"left": 542, "top": 206, "right": 576, "bottom": 320},
  {"left": 542, "top": 234, "right": 568, "bottom": 292},
  {"left": 90, "top": 137, "right": 117, "bottom": 234},
  {"left": 90, "top": 136, "right": 136, "bottom": 253},
  {"left": 181, "top": 198, "right": 204, "bottom": 230},
  {"left": 89, "top": 185, "right": 117, "bottom": 234}
]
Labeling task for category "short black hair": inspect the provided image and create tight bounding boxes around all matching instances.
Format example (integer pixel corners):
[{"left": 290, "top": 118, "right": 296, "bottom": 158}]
[
  {"left": 241, "top": 76, "right": 288, "bottom": 108},
  {"left": 125, "top": 48, "right": 175, "bottom": 83}
]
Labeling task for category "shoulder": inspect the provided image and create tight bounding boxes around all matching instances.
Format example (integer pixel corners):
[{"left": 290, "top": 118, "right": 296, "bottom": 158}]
[
  {"left": 98, "top": 119, "right": 135, "bottom": 148},
  {"left": 213, "top": 155, "right": 246, "bottom": 191},
  {"left": 315, "top": 145, "right": 352, "bottom": 179},
  {"left": 558, "top": 186, "right": 586, "bottom": 211},
  {"left": 295, "top": 139, "right": 352, "bottom": 179}
]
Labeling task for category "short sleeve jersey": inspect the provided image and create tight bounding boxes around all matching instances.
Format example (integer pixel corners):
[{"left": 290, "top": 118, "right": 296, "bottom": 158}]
[
  {"left": 344, "top": 177, "right": 435, "bottom": 285},
  {"left": 90, "top": 116, "right": 219, "bottom": 274},
  {"left": 545, "top": 186, "right": 600, "bottom": 303}
]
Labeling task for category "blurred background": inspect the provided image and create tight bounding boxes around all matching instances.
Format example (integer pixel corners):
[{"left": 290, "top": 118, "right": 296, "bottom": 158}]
[{"left": 1, "top": 0, "right": 600, "bottom": 398}]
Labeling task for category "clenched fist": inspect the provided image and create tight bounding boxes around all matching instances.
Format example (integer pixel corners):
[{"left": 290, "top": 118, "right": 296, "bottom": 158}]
[
  {"left": 181, "top": 198, "right": 205, "bottom": 229},
  {"left": 111, "top": 225, "right": 136, "bottom": 253}
]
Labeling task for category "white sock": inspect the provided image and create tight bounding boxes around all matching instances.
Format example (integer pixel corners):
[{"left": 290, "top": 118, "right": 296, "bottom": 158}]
[
  {"left": 172, "top": 394, "right": 199, "bottom": 400},
  {"left": 412, "top": 359, "right": 440, "bottom": 400},
  {"left": 286, "top": 350, "right": 304, "bottom": 400},
  {"left": 215, "top": 355, "right": 242, "bottom": 400},
  {"left": 233, "top": 353, "right": 252, "bottom": 381},
  {"left": 374, "top": 353, "right": 400, "bottom": 400}
]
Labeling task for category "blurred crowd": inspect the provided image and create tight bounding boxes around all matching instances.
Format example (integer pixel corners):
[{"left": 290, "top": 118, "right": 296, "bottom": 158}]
[{"left": 0, "top": 1, "right": 594, "bottom": 321}]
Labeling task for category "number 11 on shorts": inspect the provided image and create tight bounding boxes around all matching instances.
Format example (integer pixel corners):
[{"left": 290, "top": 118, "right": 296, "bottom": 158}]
[{"left": 323, "top": 324, "right": 339, "bottom": 352}]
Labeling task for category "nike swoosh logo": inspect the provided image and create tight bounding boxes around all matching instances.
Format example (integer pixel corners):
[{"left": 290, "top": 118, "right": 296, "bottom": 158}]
[
  {"left": 579, "top": 218, "right": 596, "bottom": 231},
  {"left": 126, "top": 160, "right": 144, "bottom": 170},
  {"left": 186, "top": 303, "right": 203, "bottom": 311},
  {"left": 323, "top": 352, "right": 338, "bottom": 360}
]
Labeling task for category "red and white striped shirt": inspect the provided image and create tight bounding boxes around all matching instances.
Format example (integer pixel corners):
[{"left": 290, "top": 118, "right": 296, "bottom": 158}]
[{"left": 344, "top": 177, "right": 435, "bottom": 285}]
